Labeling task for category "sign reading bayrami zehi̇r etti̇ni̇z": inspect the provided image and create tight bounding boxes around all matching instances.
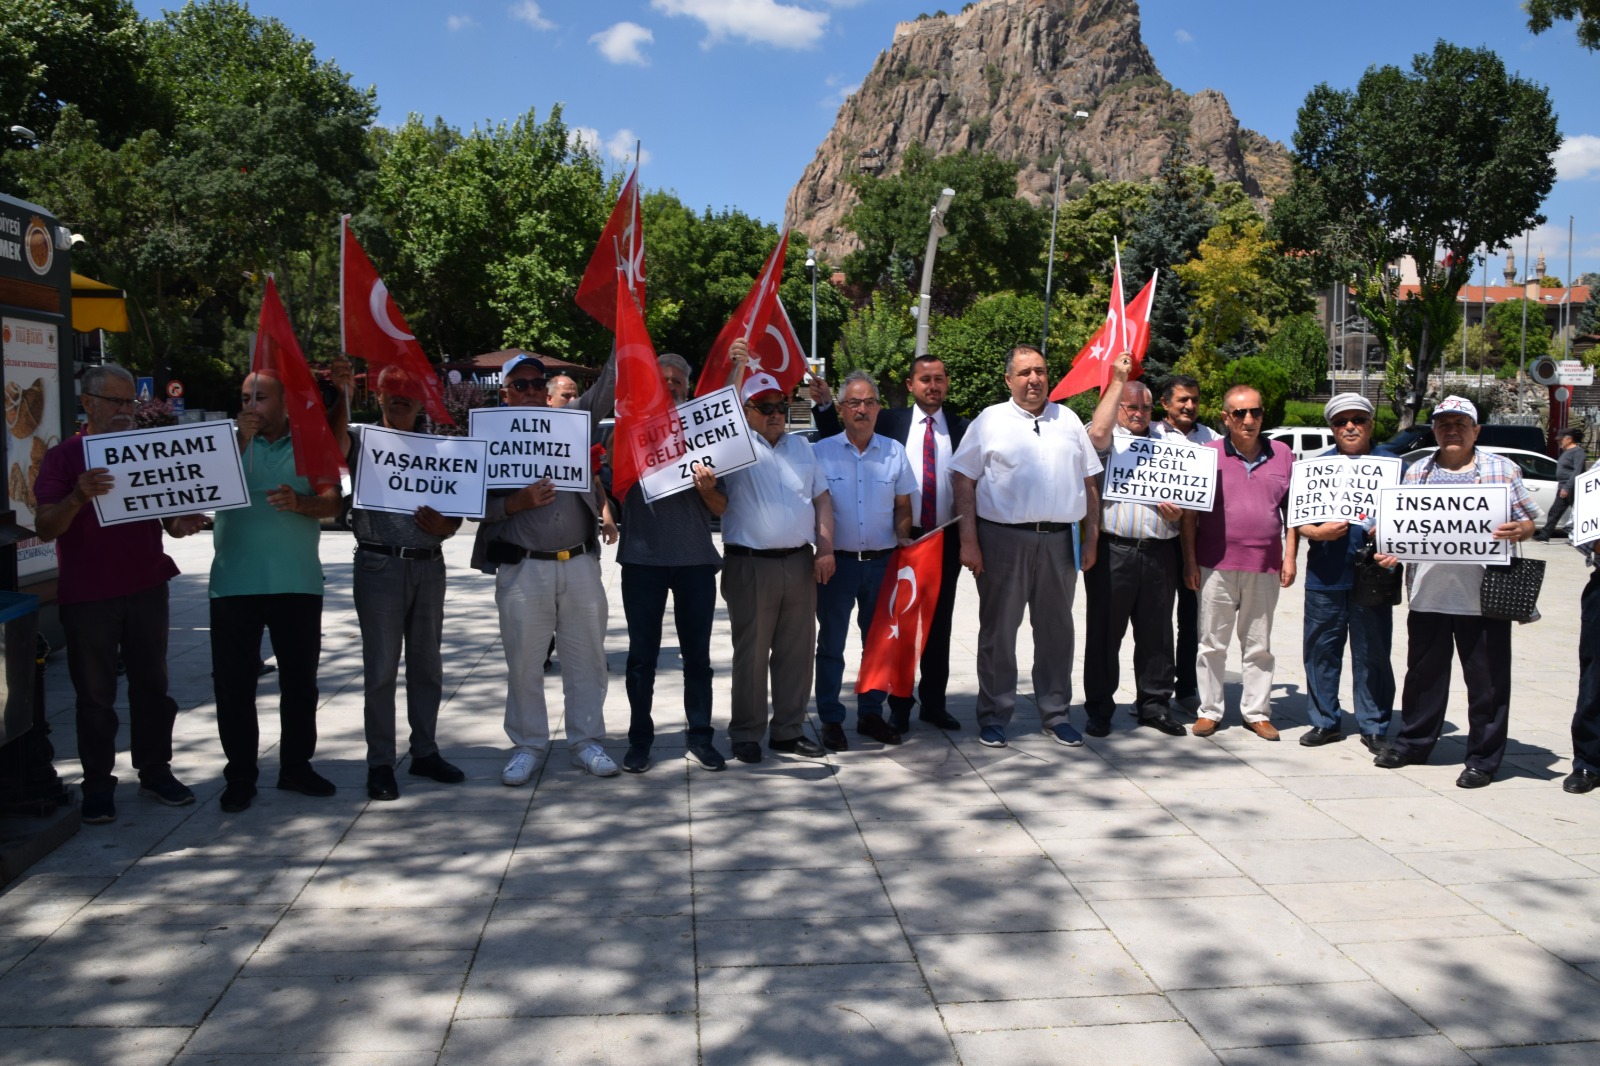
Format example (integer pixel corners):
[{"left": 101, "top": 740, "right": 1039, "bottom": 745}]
[{"left": 84, "top": 420, "right": 250, "bottom": 527}]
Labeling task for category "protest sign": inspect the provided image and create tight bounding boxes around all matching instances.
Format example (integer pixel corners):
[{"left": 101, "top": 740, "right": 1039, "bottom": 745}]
[
  {"left": 1288, "top": 454, "right": 1402, "bottom": 526},
  {"left": 1375, "top": 483, "right": 1511, "bottom": 563},
  {"left": 469, "top": 406, "right": 592, "bottom": 491},
  {"left": 351, "top": 424, "right": 488, "bottom": 518},
  {"left": 1571, "top": 466, "right": 1600, "bottom": 548},
  {"left": 1102, "top": 434, "right": 1217, "bottom": 511},
  {"left": 633, "top": 386, "right": 759, "bottom": 502},
  {"left": 85, "top": 420, "right": 251, "bottom": 527}
]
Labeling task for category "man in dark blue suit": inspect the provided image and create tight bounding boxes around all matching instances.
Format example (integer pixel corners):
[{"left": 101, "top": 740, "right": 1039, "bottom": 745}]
[{"left": 814, "top": 355, "right": 968, "bottom": 732}]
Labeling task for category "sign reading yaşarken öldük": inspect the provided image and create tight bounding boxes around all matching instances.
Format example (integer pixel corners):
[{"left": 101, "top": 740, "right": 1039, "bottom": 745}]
[{"left": 351, "top": 424, "right": 488, "bottom": 518}]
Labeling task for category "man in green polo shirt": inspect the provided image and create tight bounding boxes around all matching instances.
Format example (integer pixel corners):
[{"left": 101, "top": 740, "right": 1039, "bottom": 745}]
[{"left": 211, "top": 370, "right": 342, "bottom": 813}]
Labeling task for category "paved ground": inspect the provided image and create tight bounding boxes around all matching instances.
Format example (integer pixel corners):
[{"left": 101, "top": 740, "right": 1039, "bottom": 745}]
[{"left": 2, "top": 527, "right": 1599, "bottom": 1065}]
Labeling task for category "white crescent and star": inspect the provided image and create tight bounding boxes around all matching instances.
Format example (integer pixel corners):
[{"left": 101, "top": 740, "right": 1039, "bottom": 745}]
[
  {"left": 886, "top": 566, "right": 918, "bottom": 640},
  {"left": 369, "top": 280, "right": 415, "bottom": 343}
]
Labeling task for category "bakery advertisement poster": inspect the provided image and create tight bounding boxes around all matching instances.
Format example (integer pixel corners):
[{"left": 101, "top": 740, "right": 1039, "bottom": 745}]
[{"left": 1, "top": 318, "right": 61, "bottom": 579}]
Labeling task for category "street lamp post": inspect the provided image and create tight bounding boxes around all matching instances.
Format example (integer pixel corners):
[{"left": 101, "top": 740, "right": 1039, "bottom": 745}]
[
  {"left": 913, "top": 188, "right": 955, "bottom": 360},
  {"left": 1041, "top": 157, "right": 1063, "bottom": 356},
  {"left": 805, "top": 249, "right": 818, "bottom": 372}
]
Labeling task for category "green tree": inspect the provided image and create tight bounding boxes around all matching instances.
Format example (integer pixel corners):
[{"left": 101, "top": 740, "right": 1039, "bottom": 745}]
[
  {"left": 833, "top": 287, "right": 916, "bottom": 402},
  {"left": 1173, "top": 217, "right": 1277, "bottom": 375},
  {"left": 927, "top": 291, "right": 1050, "bottom": 417},
  {"left": 1222, "top": 356, "right": 1291, "bottom": 428},
  {"left": 1485, "top": 298, "right": 1552, "bottom": 365},
  {"left": 1525, "top": 0, "right": 1600, "bottom": 49},
  {"left": 1045, "top": 180, "right": 1152, "bottom": 298},
  {"left": 1121, "top": 143, "right": 1217, "bottom": 382},
  {"left": 1260, "top": 312, "right": 1330, "bottom": 397},
  {"left": 1272, "top": 41, "right": 1559, "bottom": 429}
]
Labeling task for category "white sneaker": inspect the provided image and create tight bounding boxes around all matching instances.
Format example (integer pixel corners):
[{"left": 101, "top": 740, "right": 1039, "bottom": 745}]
[
  {"left": 501, "top": 751, "right": 537, "bottom": 787},
  {"left": 571, "top": 743, "right": 619, "bottom": 777}
]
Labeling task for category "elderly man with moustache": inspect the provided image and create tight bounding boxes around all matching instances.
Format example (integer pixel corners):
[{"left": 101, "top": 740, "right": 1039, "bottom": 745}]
[
  {"left": 1081, "top": 354, "right": 1187, "bottom": 738},
  {"left": 617, "top": 352, "right": 729, "bottom": 774},
  {"left": 810, "top": 370, "right": 915, "bottom": 751},
  {"left": 329, "top": 357, "right": 466, "bottom": 801},
  {"left": 1181, "top": 384, "right": 1295, "bottom": 740},
  {"left": 811, "top": 354, "right": 967, "bottom": 733},
  {"left": 34, "top": 365, "right": 206, "bottom": 824},
  {"left": 473, "top": 351, "right": 617, "bottom": 786},
  {"left": 1152, "top": 374, "right": 1218, "bottom": 714},
  {"left": 700, "top": 342, "right": 833, "bottom": 763},
  {"left": 210, "top": 369, "right": 344, "bottom": 813},
  {"left": 1296, "top": 393, "right": 1396, "bottom": 753},
  {"left": 950, "top": 344, "right": 1101, "bottom": 750}
]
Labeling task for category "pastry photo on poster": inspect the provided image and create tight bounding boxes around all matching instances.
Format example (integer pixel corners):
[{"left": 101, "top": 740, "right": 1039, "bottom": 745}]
[{"left": 1, "top": 317, "right": 62, "bottom": 579}]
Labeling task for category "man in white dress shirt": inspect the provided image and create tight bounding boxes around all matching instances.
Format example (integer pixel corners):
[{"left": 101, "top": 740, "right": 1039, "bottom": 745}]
[{"left": 950, "top": 345, "right": 1102, "bottom": 749}]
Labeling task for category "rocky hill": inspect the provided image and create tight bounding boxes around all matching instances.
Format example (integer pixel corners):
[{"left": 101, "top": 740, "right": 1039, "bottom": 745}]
[{"left": 786, "top": 0, "right": 1292, "bottom": 261}]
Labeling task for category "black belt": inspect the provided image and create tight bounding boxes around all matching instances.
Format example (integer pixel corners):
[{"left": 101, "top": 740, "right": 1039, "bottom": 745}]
[
  {"left": 835, "top": 548, "right": 893, "bottom": 561},
  {"left": 980, "top": 517, "right": 1072, "bottom": 534},
  {"left": 725, "top": 544, "right": 809, "bottom": 559},
  {"left": 498, "top": 541, "right": 592, "bottom": 562},
  {"left": 1101, "top": 533, "right": 1177, "bottom": 551},
  {"left": 358, "top": 542, "right": 443, "bottom": 560}
]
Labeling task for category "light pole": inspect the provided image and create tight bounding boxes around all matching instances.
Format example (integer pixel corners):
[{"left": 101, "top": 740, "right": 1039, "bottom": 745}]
[
  {"left": 913, "top": 188, "right": 955, "bottom": 360},
  {"left": 805, "top": 248, "right": 818, "bottom": 372},
  {"left": 1041, "top": 157, "right": 1063, "bottom": 356}
]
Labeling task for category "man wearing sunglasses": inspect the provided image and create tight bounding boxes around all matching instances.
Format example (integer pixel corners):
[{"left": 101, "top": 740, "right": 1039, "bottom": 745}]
[
  {"left": 1296, "top": 394, "right": 1396, "bottom": 753},
  {"left": 472, "top": 351, "right": 618, "bottom": 786},
  {"left": 1181, "top": 385, "right": 1295, "bottom": 740}
]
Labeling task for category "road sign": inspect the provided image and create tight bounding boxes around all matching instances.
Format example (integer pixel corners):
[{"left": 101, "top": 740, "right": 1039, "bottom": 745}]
[
  {"left": 1557, "top": 360, "right": 1594, "bottom": 386},
  {"left": 166, "top": 379, "right": 184, "bottom": 398},
  {"left": 136, "top": 376, "right": 154, "bottom": 402}
]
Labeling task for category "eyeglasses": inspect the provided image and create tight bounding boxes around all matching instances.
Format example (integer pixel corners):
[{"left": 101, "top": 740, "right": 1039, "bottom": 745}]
[
  {"left": 1119, "top": 403, "right": 1153, "bottom": 413},
  {"left": 1330, "top": 415, "right": 1370, "bottom": 428},
  {"left": 746, "top": 401, "right": 787, "bottom": 417},
  {"left": 85, "top": 393, "right": 137, "bottom": 409},
  {"left": 505, "top": 378, "right": 547, "bottom": 392},
  {"left": 839, "top": 398, "right": 880, "bottom": 410},
  {"left": 1227, "top": 407, "right": 1264, "bottom": 420}
]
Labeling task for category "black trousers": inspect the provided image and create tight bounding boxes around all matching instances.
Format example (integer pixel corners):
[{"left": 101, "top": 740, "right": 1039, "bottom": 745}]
[
  {"left": 888, "top": 527, "right": 963, "bottom": 719},
  {"left": 1083, "top": 536, "right": 1178, "bottom": 722},
  {"left": 210, "top": 593, "right": 323, "bottom": 785},
  {"left": 1397, "top": 610, "right": 1512, "bottom": 773},
  {"left": 1573, "top": 569, "right": 1600, "bottom": 774},
  {"left": 1175, "top": 572, "right": 1199, "bottom": 700}
]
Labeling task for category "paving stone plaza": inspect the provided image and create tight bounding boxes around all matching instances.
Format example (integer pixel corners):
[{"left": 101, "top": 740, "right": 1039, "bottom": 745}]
[{"left": 3, "top": 528, "right": 1599, "bottom": 1065}]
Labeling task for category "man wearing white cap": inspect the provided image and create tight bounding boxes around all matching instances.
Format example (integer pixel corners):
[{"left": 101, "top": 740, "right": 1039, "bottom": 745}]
[
  {"left": 700, "top": 356, "right": 834, "bottom": 763},
  {"left": 1375, "top": 395, "right": 1539, "bottom": 788},
  {"left": 1296, "top": 393, "right": 1396, "bottom": 752}
]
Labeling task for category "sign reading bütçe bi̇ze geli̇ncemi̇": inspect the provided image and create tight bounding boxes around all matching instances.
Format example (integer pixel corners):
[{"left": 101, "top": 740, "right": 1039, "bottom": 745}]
[
  {"left": 635, "top": 386, "right": 759, "bottom": 502},
  {"left": 85, "top": 420, "right": 250, "bottom": 527},
  {"left": 1374, "top": 483, "right": 1511, "bottom": 564},
  {"left": 1101, "top": 435, "right": 1218, "bottom": 511},
  {"left": 469, "top": 406, "right": 592, "bottom": 492},
  {"left": 351, "top": 424, "right": 488, "bottom": 518},
  {"left": 1287, "top": 454, "right": 1402, "bottom": 526},
  {"left": 1571, "top": 465, "right": 1600, "bottom": 548}
]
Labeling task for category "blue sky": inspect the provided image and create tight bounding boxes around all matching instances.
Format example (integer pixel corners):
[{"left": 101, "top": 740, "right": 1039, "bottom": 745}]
[{"left": 136, "top": 0, "right": 1600, "bottom": 280}]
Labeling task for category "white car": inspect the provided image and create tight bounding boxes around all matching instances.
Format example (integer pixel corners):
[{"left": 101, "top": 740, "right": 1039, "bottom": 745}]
[
  {"left": 1398, "top": 445, "right": 1573, "bottom": 530},
  {"left": 1267, "top": 427, "right": 1336, "bottom": 461}
]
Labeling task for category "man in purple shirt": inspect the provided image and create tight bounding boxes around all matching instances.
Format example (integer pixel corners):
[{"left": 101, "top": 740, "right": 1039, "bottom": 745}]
[
  {"left": 1180, "top": 385, "right": 1296, "bottom": 739},
  {"left": 34, "top": 365, "right": 206, "bottom": 824}
]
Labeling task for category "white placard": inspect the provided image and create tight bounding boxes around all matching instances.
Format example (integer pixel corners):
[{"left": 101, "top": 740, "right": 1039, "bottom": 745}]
[
  {"left": 85, "top": 420, "right": 251, "bottom": 526},
  {"left": 1288, "top": 454, "right": 1402, "bottom": 526},
  {"left": 1375, "top": 483, "right": 1511, "bottom": 563},
  {"left": 634, "top": 387, "right": 760, "bottom": 502},
  {"left": 1102, "top": 434, "right": 1218, "bottom": 511},
  {"left": 1571, "top": 466, "right": 1600, "bottom": 548},
  {"left": 3, "top": 317, "right": 61, "bottom": 577},
  {"left": 351, "top": 424, "right": 488, "bottom": 518},
  {"left": 469, "top": 406, "right": 592, "bottom": 492}
]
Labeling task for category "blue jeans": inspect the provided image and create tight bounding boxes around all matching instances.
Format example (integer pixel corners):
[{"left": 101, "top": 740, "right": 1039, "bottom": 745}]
[
  {"left": 622, "top": 563, "right": 717, "bottom": 746},
  {"left": 815, "top": 553, "right": 890, "bottom": 725},
  {"left": 1303, "top": 588, "right": 1395, "bottom": 736}
]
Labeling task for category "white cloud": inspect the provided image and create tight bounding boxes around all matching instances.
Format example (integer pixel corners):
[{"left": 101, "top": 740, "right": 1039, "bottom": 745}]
[
  {"left": 508, "top": 1, "right": 554, "bottom": 30},
  {"left": 650, "top": 0, "right": 828, "bottom": 50},
  {"left": 820, "top": 74, "right": 859, "bottom": 109},
  {"left": 1174, "top": 28, "right": 1194, "bottom": 44},
  {"left": 590, "top": 22, "right": 654, "bottom": 65},
  {"left": 1555, "top": 133, "right": 1600, "bottom": 181},
  {"left": 605, "top": 129, "right": 652, "bottom": 166},
  {"left": 568, "top": 126, "right": 603, "bottom": 155},
  {"left": 446, "top": 14, "right": 477, "bottom": 31}
]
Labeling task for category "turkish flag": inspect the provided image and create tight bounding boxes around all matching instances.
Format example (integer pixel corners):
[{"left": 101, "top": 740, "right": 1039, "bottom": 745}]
[
  {"left": 1051, "top": 243, "right": 1138, "bottom": 401},
  {"left": 252, "top": 276, "right": 347, "bottom": 490},
  {"left": 612, "top": 282, "right": 681, "bottom": 502},
  {"left": 855, "top": 530, "right": 946, "bottom": 698},
  {"left": 1123, "top": 271, "right": 1157, "bottom": 371},
  {"left": 575, "top": 166, "right": 645, "bottom": 332},
  {"left": 748, "top": 297, "right": 808, "bottom": 395},
  {"left": 694, "top": 229, "right": 790, "bottom": 397},
  {"left": 340, "top": 217, "right": 453, "bottom": 425}
]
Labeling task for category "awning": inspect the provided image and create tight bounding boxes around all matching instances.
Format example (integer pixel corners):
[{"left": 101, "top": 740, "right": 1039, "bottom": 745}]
[{"left": 70, "top": 271, "right": 130, "bottom": 333}]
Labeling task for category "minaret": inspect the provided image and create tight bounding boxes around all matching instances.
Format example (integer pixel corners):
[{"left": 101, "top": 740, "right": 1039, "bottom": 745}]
[{"left": 1503, "top": 249, "right": 1516, "bottom": 285}]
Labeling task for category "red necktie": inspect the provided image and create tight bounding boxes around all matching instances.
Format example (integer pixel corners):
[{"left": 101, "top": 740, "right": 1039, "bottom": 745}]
[{"left": 920, "top": 415, "right": 937, "bottom": 531}]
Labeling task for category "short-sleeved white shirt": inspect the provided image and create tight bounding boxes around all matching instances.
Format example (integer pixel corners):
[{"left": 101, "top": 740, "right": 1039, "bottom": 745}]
[
  {"left": 720, "top": 430, "right": 828, "bottom": 550},
  {"left": 949, "top": 400, "right": 1103, "bottom": 524}
]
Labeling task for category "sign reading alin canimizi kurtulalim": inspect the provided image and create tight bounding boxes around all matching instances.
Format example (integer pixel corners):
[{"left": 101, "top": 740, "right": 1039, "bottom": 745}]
[
  {"left": 1101, "top": 434, "right": 1218, "bottom": 511},
  {"left": 84, "top": 420, "right": 251, "bottom": 527},
  {"left": 469, "top": 406, "right": 592, "bottom": 492},
  {"left": 1375, "top": 483, "right": 1512, "bottom": 564},
  {"left": 1287, "top": 455, "right": 1402, "bottom": 526}
]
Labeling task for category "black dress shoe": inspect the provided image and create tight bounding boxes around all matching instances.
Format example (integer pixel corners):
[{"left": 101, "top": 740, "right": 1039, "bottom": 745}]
[
  {"left": 408, "top": 752, "right": 466, "bottom": 783},
  {"left": 821, "top": 723, "right": 849, "bottom": 751},
  {"left": 769, "top": 736, "right": 826, "bottom": 758},
  {"left": 731, "top": 742, "right": 763, "bottom": 764},
  {"left": 1084, "top": 718, "right": 1112, "bottom": 738},
  {"left": 276, "top": 765, "right": 337, "bottom": 797},
  {"left": 1300, "top": 726, "right": 1344, "bottom": 748},
  {"left": 1563, "top": 768, "right": 1600, "bottom": 794},
  {"left": 888, "top": 709, "right": 911, "bottom": 734},
  {"left": 918, "top": 708, "right": 961, "bottom": 731},
  {"left": 1361, "top": 734, "right": 1385, "bottom": 754},
  {"left": 1456, "top": 767, "right": 1494, "bottom": 789},
  {"left": 856, "top": 715, "right": 903, "bottom": 746},
  {"left": 220, "top": 782, "right": 257, "bottom": 813},
  {"left": 367, "top": 766, "right": 400, "bottom": 801},
  {"left": 1373, "top": 747, "right": 1416, "bottom": 769},
  {"left": 1138, "top": 716, "right": 1187, "bottom": 737}
]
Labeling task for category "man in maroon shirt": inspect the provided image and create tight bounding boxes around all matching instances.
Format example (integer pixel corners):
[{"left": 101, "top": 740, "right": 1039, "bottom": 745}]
[{"left": 34, "top": 365, "right": 205, "bottom": 824}]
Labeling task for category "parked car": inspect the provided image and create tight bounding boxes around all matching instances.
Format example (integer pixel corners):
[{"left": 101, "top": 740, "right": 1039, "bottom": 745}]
[
  {"left": 1398, "top": 445, "right": 1573, "bottom": 529},
  {"left": 1387, "top": 421, "right": 1547, "bottom": 456},
  {"left": 1266, "top": 427, "right": 1336, "bottom": 460}
]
